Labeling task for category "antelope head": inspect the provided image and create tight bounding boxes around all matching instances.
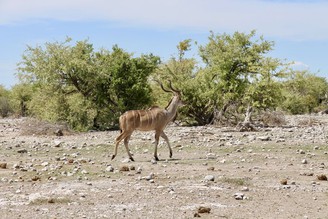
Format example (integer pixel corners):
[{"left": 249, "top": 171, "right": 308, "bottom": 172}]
[{"left": 157, "top": 80, "right": 184, "bottom": 109}]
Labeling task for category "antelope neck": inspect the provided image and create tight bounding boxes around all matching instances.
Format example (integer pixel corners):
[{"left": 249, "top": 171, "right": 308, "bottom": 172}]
[{"left": 165, "top": 96, "right": 179, "bottom": 117}]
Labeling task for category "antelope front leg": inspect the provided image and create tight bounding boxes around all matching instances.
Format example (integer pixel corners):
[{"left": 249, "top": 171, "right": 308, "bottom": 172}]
[
  {"left": 124, "top": 135, "right": 134, "bottom": 161},
  {"left": 160, "top": 131, "right": 172, "bottom": 158}
]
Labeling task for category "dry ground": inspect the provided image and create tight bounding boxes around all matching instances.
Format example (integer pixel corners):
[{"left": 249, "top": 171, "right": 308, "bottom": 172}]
[{"left": 0, "top": 115, "right": 328, "bottom": 219}]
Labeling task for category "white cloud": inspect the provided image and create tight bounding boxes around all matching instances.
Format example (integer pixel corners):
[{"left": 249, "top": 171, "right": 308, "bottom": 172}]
[
  {"left": 290, "top": 61, "right": 309, "bottom": 70},
  {"left": 1, "top": 0, "right": 328, "bottom": 40}
]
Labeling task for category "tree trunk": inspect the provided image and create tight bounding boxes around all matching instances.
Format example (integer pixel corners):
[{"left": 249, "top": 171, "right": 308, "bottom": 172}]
[
  {"left": 213, "top": 103, "right": 230, "bottom": 125},
  {"left": 244, "top": 105, "right": 253, "bottom": 123},
  {"left": 236, "top": 105, "right": 257, "bottom": 132},
  {"left": 319, "top": 108, "right": 328, "bottom": 114},
  {"left": 20, "top": 100, "right": 27, "bottom": 117}
]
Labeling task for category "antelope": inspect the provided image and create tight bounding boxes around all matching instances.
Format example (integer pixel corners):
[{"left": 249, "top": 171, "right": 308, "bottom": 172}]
[{"left": 111, "top": 81, "right": 183, "bottom": 161}]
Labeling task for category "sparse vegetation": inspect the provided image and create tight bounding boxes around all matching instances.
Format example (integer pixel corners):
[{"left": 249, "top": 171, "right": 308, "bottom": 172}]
[
  {"left": 0, "top": 31, "right": 324, "bottom": 130},
  {"left": 220, "top": 177, "right": 251, "bottom": 186},
  {"left": 29, "top": 197, "right": 72, "bottom": 205}
]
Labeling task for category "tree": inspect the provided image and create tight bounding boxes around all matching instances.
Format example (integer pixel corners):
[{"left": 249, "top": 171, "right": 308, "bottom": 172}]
[
  {"left": 281, "top": 71, "right": 328, "bottom": 114},
  {"left": 10, "top": 83, "right": 33, "bottom": 117},
  {"left": 198, "top": 30, "right": 285, "bottom": 125},
  {"left": 154, "top": 31, "right": 286, "bottom": 126},
  {"left": 17, "top": 38, "right": 160, "bottom": 130}
]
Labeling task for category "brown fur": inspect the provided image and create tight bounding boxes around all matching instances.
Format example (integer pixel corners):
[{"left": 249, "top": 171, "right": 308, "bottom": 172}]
[{"left": 111, "top": 91, "right": 182, "bottom": 161}]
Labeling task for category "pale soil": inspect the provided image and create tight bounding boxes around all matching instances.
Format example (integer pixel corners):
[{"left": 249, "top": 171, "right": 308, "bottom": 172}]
[{"left": 0, "top": 115, "right": 328, "bottom": 219}]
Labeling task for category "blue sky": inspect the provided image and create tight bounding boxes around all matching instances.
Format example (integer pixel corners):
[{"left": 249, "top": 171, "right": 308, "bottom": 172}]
[{"left": 1, "top": 0, "right": 328, "bottom": 88}]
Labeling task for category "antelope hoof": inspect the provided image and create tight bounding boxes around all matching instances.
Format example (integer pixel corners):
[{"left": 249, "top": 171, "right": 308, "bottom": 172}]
[
  {"left": 169, "top": 151, "right": 173, "bottom": 158},
  {"left": 154, "top": 156, "right": 159, "bottom": 161},
  {"left": 129, "top": 157, "right": 135, "bottom": 162},
  {"left": 111, "top": 155, "right": 116, "bottom": 160}
]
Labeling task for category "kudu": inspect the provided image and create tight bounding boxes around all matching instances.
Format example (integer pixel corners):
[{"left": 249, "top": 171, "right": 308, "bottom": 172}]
[{"left": 111, "top": 81, "right": 183, "bottom": 161}]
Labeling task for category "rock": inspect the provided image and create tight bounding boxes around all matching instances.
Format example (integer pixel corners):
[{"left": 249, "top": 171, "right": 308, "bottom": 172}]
[
  {"left": 136, "top": 167, "right": 142, "bottom": 174},
  {"left": 145, "top": 173, "right": 154, "bottom": 181},
  {"left": 54, "top": 129, "right": 63, "bottom": 136},
  {"left": 247, "top": 135, "right": 257, "bottom": 141},
  {"left": 204, "top": 175, "right": 215, "bottom": 181},
  {"left": 280, "top": 179, "right": 288, "bottom": 185},
  {"left": 121, "top": 158, "right": 131, "bottom": 163},
  {"left": 41, "top": 162, "right": 49, "bottom": 167},
  {"left": 13, "top": 163, "right": 21, "bottom": 169},
  {"left": 301, "top": 159, "right": 308, "bottom": 164},
  {"left": 257, "top": 136, "right": 271, "bottom": 141},
  {"left": 234, "top": 193, "right": 245, "bottom": 200},
  {"left": 53, "top": 140, "right": 62, "bottom": 147},
  {"left": 81, "top": 169, "right": 88, "bottom": 174},
  {"left": 120, "top": 166, "right": 130, "bottom": 172},
  {"left": 0, "top": 163, "right": 7, "bottom": 169},
  {"left": 206, "top": 153, "right": 216, "bottom": 159},
  {"left": 313, "top": 146, "right": 319, "bottom": 150},
  {"left": 17, "top": 149, "right": 27, "bottom": 153},
  {"left": 276, "top": 138, "right": 285, "bottom": 143},
  {"left": 47, "top": 198, "right": 55, "bottom": 204},
  {"left": 317, "top": 174, "right": 327, "bottom": 181},
  {"left": 105, "top": 166, "right": 114, "bottom": 172},
  {"left": 194, "top": 212, "right": 201, "bottom": 217},
  {"left": 299, "top": 150, "right": 305, "bottom": 154},
  {"left": 198, "top": 206, "right": 211, "bottom": 213},
  {"left": 31, "top": 176, "right": 41, "bottom": 181},
  {"left": 241, "top": 187, "right": 249, "bottom": 192}
]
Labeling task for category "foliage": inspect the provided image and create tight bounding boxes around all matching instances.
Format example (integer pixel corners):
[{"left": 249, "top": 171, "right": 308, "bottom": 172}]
[
  {"left": 9, "top": 33, "right": 328, "bottom": 130},
  {"left": 10, "top": 83, "right": 33, "bottom": 116},
  {"left": 0, "top": 85, "right": 12, "bottom": 117},
  {"left": 17, "top": 38, "right": 159, "bottom": 130},
  {"left": 281, "top": 71, "right": 328, "bottom": 114},
  {"left": 153, "top": 31, "right": 288, "bottom": 125},
  {"left": 195, "top": 30, "right": 285, "bottom": 124}
]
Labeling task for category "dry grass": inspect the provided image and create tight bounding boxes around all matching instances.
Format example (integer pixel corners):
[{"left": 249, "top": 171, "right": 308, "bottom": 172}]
[
  {"left": 220, "top": 177, "right": 251, "bottom": 186},
  {"left": 260, "top": 111, "right": 286, "bottom": 126},
  {"left": 20, "top": 118, "right": 74, "bottom": 136},
  {"left": 29, "top": 197, "right": 72, "bottom": 205},
  {"left": 297, "top": 117, "right": 320, "bottom": 127}
]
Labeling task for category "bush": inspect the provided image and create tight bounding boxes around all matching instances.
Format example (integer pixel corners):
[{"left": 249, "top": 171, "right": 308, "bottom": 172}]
[{"left": 0, "top": 96, "right": 12, "bottom": 117}]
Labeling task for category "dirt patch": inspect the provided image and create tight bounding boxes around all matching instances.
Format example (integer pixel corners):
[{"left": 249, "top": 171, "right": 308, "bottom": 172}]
[{"left": 0, "top": 115, "right": 328, "bottom": 218}]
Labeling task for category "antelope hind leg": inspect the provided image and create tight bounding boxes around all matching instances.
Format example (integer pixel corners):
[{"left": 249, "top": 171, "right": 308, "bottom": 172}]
[
  {"left": 112, "top": 131, "right": 128, "bottom": 160},
  {"left": 154, "top": 132, "right": 161, "bottom": 161}
]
